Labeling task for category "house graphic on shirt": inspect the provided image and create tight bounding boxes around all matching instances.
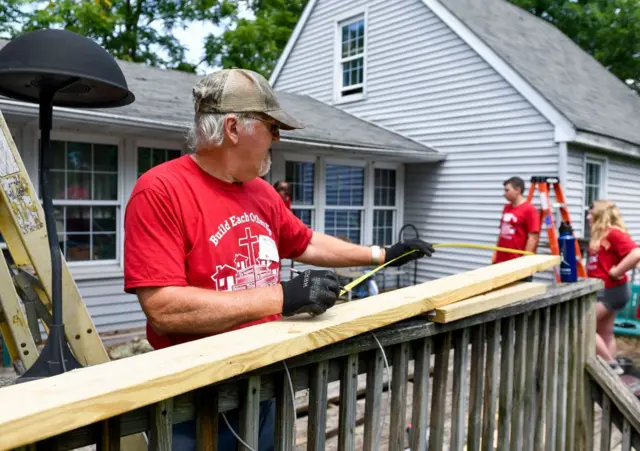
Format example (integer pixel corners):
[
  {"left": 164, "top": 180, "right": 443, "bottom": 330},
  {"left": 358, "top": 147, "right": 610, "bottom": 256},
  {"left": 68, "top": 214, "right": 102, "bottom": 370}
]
[
  {"left": 234, "top": 253, "right": 249, "bottom": 270},
  {"left": 211, "top": 264, "right": 238, "bottom": 291},
  {"left": 211, "top": 227, "right": 279, "bottom": 291}
]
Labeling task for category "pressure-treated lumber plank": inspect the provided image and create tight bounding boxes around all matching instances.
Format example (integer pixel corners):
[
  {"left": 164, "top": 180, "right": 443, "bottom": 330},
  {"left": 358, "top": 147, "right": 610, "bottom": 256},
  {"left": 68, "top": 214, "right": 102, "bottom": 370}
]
[
  {"left": 389, "top": 343, "right": 409, "bottom": 451},
  {"left": 431, "top": 282, "right": 547, "bottom": 323},
  {"left": 0, "top": 255, "right": 559, "bottom": 450}
]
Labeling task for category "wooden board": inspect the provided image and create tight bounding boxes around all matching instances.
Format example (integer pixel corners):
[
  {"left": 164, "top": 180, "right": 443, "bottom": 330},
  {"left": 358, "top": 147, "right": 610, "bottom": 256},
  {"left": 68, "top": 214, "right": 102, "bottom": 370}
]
[
  {"left": 0, "top": 254, "right": 559, "bottom": 450},
  {"left": 430, "top": 282, "right": 548, "bottom": 323}
]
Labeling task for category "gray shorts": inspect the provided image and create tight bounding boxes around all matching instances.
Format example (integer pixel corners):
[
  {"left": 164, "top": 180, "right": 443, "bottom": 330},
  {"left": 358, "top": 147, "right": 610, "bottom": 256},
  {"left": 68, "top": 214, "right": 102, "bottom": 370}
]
[{"left": 597, "top": 283, "right": 631, "bottom": 312}]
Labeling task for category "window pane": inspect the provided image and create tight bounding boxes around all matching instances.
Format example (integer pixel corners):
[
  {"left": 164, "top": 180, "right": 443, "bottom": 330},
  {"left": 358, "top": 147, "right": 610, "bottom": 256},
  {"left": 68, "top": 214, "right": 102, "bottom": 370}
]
[
  {"left": 138, "top": 147, "right": 151, "bottom": 176},
  {"left": 152, "top": 148, "right": 167, "bottom": 167},
  {"left": 65, "top": 234, "right": 91, "bottom": 262},
  {"left": 325, "top": 210, "right": 361, "bottom": 244},
  {"left": 51, "top": 140, "right": 65, "bottom": 170},
  {"left": 168, "top": 150, "right": 182, "bottom": 160},
  {"left": 67, "top": 172, "right": 91, "bottom": 200},
  {"left": 325, "top": 164, "right": 364, "bottom": 206},
  {"left": 292, "top": 209, "right": 313, "bottom": 228},
  {"left": 94, "top": 144, "right": 118, "bottom": 172},
  {"left": 94, "top": 173, "right": 118, "bottom": 200},
  {"left": 93, "top": 207, "right": 117, "bottom": 232},
  {"left": 66, "top": 206, "right": 90, "bottom": 233},
  {"left": 51, "top": 170, "right": 66, "bottom": 199},
  {"left": 93, "top": 234, "right": 117, "bottom": 260},
  {"left": 286, "top": 161, "right": 315, "bottom": 205},
  {"left": 374, "top": 210, "right": 394, "bottom": 246},
  {"left": 374, "top": 168, "right": 396, "bottom": 206},
  {"left": 67, "top": 142, "right": 91, "bottom": 171}
]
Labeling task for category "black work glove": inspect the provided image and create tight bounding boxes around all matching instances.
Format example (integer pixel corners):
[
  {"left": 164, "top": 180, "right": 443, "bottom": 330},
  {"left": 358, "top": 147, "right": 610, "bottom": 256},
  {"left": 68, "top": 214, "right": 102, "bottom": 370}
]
[
  {"left": 384, "top": 239, "right": 435, "bottom": 267},
  {"left": 281, "top": 269, "right": 340, "bottom": 317}
]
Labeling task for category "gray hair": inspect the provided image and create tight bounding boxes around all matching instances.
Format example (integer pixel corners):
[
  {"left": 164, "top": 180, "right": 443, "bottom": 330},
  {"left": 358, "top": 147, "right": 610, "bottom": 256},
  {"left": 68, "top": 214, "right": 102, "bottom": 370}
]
[
  {"left": 187, "top": 73, "right": 256, "bottom": 152},
  {"left": 187, "top": 112, "right": 257, "bottom": 152}
]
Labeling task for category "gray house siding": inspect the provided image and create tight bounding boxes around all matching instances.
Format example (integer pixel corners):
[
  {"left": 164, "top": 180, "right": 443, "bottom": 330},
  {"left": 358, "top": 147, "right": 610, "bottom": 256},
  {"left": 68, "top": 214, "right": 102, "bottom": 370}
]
[
  {"left": 274, "top": 0, "right": 560, "bottom": 281},
  {"left": 77, "top": 279, "right": 144, "bottom": 333}
]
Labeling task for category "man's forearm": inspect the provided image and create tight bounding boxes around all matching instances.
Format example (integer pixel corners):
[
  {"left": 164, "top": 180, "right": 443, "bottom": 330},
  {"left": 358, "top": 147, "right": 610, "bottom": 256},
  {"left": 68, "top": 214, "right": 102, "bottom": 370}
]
[
  {"left": 295, "top": 232, "right": 381, "bottom": 267},
  {"left": 137, "top": 284, "right": 283, "bottom": 335}
]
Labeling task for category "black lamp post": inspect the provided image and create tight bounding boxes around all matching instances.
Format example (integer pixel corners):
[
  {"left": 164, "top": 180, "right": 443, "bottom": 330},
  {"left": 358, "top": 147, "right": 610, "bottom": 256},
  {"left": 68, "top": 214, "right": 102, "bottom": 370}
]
[{"left": 0, "top": 29, "right": 135, "bottom": 382}]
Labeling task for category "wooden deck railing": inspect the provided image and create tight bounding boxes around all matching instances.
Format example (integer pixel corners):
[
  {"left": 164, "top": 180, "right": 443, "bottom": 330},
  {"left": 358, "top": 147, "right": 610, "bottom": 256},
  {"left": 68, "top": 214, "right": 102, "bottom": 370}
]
[
  {"left": 2, "top": 278, "right": 615, "bottom": 451},
  {"left": 587, "top": 356, "right": 640, "bottom": 450}
]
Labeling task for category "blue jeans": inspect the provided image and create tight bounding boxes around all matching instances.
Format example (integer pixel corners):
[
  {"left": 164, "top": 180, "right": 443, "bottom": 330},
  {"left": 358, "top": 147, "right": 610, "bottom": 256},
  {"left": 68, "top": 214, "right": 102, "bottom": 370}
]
[{"left": 170, "top": 399, "right": 275, "bottom": 450}]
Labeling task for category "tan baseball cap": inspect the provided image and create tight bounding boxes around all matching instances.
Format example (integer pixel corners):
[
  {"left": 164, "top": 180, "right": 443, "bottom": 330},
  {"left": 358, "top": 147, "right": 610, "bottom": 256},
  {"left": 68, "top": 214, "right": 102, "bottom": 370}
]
[{"left": 192, "top": 68, "right": 305, "bottom": 130}]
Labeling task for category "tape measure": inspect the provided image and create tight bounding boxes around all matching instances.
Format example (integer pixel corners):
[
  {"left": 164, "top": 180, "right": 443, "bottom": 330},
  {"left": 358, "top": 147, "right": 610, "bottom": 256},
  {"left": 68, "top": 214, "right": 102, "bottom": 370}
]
[{"left": 339, "top": 242, "right": 534, "bottom": 297}]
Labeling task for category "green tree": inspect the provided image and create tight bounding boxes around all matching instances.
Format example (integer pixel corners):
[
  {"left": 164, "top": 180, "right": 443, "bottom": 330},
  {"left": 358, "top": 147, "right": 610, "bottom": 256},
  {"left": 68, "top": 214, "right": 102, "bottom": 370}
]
[
  {"left": 0, "top": 0, "right": 238, "bottom": 72},
  {"left": 204, "top": 0, "right": 307, "bottom": 77},
  {"left": 508, "top": 0, "right": 640, "bottom": 91}
]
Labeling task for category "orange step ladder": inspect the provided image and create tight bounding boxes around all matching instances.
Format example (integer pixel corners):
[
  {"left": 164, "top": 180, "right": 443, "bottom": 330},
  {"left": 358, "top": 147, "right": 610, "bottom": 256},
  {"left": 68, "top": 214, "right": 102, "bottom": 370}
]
[{"left": 527, "top": 176, "right": 586, "bottom": 282}]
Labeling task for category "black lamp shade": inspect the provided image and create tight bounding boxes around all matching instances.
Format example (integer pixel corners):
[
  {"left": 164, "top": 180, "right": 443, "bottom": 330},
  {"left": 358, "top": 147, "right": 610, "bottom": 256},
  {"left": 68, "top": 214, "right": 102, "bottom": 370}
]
[{"left": 0, "top": 28, "right": 135, "bottom": 108}]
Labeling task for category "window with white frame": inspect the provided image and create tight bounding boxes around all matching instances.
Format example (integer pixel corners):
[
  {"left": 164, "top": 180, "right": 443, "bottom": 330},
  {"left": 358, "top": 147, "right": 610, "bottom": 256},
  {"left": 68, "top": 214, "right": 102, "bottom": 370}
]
[
  {"left": 50, "top": 140, "right": 119, "bottom": 262},
  {"left": 137, "top": 147, "right": 182, "bottom": 178},
  {"left": 338, "top": 15, "right": 365, "bottom": 99},
  {"left": 286, "top": 161, "right": 315, "bottom": 228},
  {"left": 373, "top": 168, "right": 397, "bottom": 246},
  {"left": 584, "top": 159, "right": 604, "bottom": 238},
  {"left": 324, "top": 164, "right": 365, "bottom": 244}
]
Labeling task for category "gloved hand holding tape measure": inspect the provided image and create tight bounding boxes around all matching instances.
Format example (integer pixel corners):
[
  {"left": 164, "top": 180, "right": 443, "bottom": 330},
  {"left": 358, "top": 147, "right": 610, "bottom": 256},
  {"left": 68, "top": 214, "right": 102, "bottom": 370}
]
[{"left": 281, "top": 238, "right": 435, "bottom": 317}]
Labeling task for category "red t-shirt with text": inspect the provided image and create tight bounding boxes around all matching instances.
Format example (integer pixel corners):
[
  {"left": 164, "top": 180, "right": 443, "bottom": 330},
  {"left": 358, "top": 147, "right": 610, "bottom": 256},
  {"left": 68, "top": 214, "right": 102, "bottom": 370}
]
[
  {"left": 123, "top": 155, "right": 312, "bottom": 349},
  {"left": 587, "top": 228, "right": 638, "bottom": 289},
  {"left": 495, "top": 202, "right": 540, "bottom": 263}
]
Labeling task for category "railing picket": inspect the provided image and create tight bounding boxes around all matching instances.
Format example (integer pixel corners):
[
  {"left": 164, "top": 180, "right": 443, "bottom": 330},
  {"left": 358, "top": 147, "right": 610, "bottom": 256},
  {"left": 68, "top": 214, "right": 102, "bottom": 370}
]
[
  {"left": 411, "top": 338, "right": 431, "bottom": 451},
  {"left": 275, "top": 368, "right": 296, "bottom": 451},
  {"left": 622, "top": 418, "right": 632, "bottom": 451},
  {"left": 555, "top": 303, "right": 569, "bottom": 451},
  {"left": 468, "top": 324, "right": 485, "bottom": 451},
  {"left": 535, "top": 307, "right": 550, "bottom": 448},
  {"left": 196, "top": 385, "right": 218, "bottom": 451},
  {"left": 482, "top": 320, "right": 501, "bottom": 451},
  {"left": 546, "top": 304, "right": 559, "bottom": 451},
  {"left": 149, "top": 398, "right": 173, "bottom": 451},
  {"left": 583, "top": 294, "right": 597, "bottom": 451},
  {"left": 239, "top": 376, "right": 261, "bottom": 451},
  {"left": 429, "top": 332, "right": 452, "bottom": 451},
  {"left": 566, "top": 299, "right": 579, "bottom": 451},
  {"left": 497, "top": 316, "right": 515, "bottom": 451},
  {"left": 524, "top": 310, "right": 540, "bottom": 451},
  {"left": 98, "top": 417, "right": 121, "bottom": 451},
  {"left": 510, "top": 314, "right": 527, "bottom": 451},
  {"left": 338, "top": 354, "right": 358, "bottom": 451},
  {"left": 390, "top": 343, "right": 410, "bottom": 451},
  {"left": 364, "top": 350, "right": 384, "bottom": 451},
  {"left": 307, "top": 360, "right": 329, "bottom": 451},
  {"left": 600, "top": 395, "right": 611, "bottom": 451},
  {"left": 451, "top": 328, "right": 470, "bottom": 451}
]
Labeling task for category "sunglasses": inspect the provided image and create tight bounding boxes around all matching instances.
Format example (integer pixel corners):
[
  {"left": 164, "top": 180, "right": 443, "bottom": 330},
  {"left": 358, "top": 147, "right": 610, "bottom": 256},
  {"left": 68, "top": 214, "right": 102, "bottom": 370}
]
[{"left": 247, "top": 113, "right": 280, "bottom": 140}]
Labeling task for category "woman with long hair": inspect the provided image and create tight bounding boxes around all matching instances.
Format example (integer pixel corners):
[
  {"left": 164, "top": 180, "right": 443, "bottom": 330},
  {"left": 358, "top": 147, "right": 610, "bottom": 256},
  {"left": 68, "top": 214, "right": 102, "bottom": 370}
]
[{"left": 587, "top": 200, "right": 640, "bottom": 374}]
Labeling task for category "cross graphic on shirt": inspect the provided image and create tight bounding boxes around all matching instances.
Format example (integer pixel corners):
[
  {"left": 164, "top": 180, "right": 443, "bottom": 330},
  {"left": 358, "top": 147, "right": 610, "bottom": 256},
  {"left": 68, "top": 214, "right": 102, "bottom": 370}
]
[{"left": 238, "top": 227, "right": 260, "bottom": 264}]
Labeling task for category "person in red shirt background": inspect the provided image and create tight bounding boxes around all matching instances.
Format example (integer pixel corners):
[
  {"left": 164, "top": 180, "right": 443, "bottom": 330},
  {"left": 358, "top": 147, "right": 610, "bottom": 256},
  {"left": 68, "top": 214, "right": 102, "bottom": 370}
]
[
  {"left": 587, "top": 200, "right": 640, "bottom": 374},
  {"left": 273, "top": 180, "right": 291, "bottom": 209},
  {"left": 123, "top": 68, "right": 435, "bottom": 450},
  {"left": 493, "top": 177, "right": 540, "bottom": 274}
]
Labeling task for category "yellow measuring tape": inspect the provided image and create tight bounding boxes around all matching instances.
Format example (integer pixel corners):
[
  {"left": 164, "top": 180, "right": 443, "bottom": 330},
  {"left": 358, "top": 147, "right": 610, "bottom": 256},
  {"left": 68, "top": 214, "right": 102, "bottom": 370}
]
[{"left": 339, "top": 243, "right": 534, "bottom": 296}]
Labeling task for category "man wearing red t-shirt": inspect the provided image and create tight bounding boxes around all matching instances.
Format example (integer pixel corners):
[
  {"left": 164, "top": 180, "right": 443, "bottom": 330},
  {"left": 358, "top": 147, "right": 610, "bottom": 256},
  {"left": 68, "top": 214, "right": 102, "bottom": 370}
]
[
  {"left": 123, "top": 68, "right": 435, "bottom": 450},
  {"left": 493, "top": 176, "right": 540, "bottom": 266}
]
